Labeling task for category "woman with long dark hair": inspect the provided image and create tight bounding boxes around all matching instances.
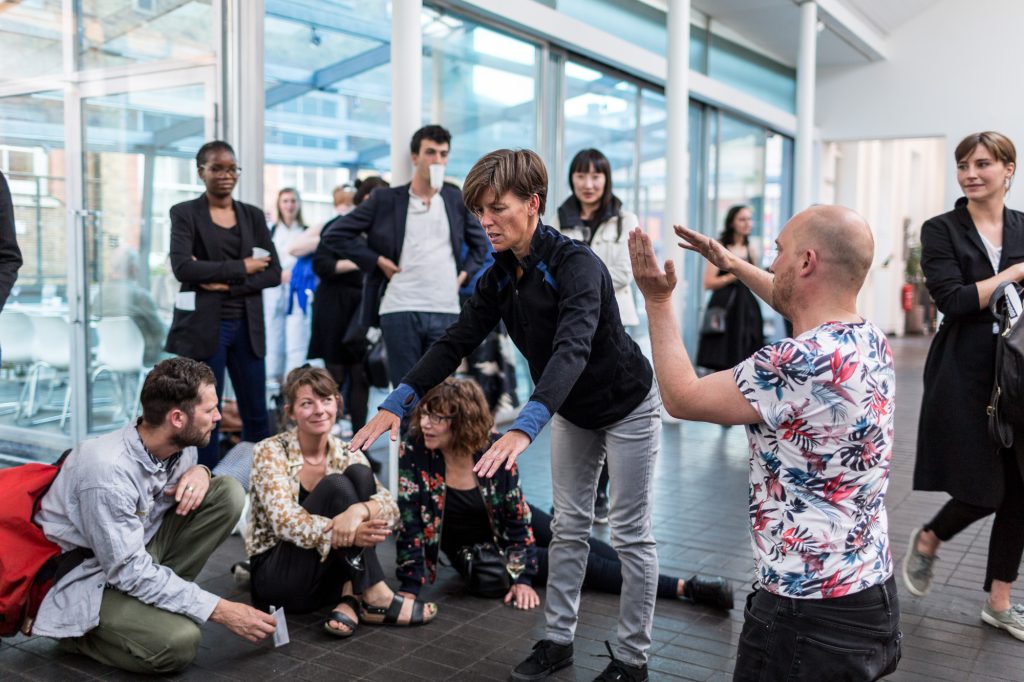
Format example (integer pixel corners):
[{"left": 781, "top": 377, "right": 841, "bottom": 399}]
[
  {"left": 905, "top": 131, "right": 1024, "bottom": 640},
  {"left": 165, "top": 140, "right": 280, "bottom": 467},
  {"left": 696, "top": 205, "right": 764, "bottom": 371}
]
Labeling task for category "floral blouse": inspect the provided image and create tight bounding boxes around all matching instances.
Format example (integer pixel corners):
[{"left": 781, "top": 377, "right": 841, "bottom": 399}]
[
  {"left": 245, "top": 429, "right": 399, "bottom": 560},
  {"left": 395, "top": 436, "right": 537, "bottom": 595}
]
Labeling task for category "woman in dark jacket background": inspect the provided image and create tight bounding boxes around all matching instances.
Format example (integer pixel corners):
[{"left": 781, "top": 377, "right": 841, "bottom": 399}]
[
  {"left": 165, "top": 140, "right": 281, "bottom": 467},
  {"left": 906, "top": 131, "right": 1024, "bottom": 639}
]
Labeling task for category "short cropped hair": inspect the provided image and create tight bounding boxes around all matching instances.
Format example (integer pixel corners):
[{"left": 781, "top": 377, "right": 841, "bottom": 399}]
[
  {"left": 140, "top": 358, "right": 216, "bottom": 426},
  {"left": 408, "top": 378, "right": 493, "bottom": 458},
  {"left": 353, "top": 176, "right": 390, "bottom": 205},
  {"left": 410, "top": 124, "right": 451, "bottom": 155},
  {"left": 332, "top": 185, "right": 355, "bottom": 208},
  {"left": 195, "top": 140, "right": 235, "bottom": 168},
  {"left": 283, "top": 365, "right": 340, "bottom": 408},
  {"left": 463, "top": 149, "right": 548, "bottom": 216}
]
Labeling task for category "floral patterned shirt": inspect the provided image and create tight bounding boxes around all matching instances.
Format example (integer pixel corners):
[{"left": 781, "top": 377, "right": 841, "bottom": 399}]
[
  {"left": 733, "top": 321, "right": 895, "bottom": 599},
  {"left": 245, "top": 429, "right": 399, "bottom": 560}
]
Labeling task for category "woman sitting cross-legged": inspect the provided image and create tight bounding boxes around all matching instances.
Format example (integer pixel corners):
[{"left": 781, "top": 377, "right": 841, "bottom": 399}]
[
  {"left": 246, "top": 366, "right": 437, "bottom": 636},
  {"left": 396, "top": 378, "right": 733, "bottom": 611}
]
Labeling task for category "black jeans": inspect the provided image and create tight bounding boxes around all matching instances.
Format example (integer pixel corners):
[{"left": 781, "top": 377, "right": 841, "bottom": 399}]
[
  {"left": 924, "top": 450, "right": 1024, "bottom": 591},
  {"left": 249, "top": 465, "right": 385, "bottom": 613},
  {"left": 733, "top": 576, "right": 902, "bottom": 682}
]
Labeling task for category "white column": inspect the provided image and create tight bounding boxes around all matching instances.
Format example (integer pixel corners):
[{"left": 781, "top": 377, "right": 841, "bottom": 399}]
[
  {"left": 225, "top": 0, "right": 265, "bottom": 205},
  {"left": 665, "top": 0, "right": 690, "bottom": 314},
  {"left": 794, "top": 0, "right": 817, "bottom": 211},
  {"left": 391, "top": 0, "right": 423, "bottom": 185}
]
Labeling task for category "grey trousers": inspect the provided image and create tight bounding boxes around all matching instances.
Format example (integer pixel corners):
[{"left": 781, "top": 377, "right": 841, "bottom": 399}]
[{"left": 544, "top": 382, "right": 661, "bottom": 666}]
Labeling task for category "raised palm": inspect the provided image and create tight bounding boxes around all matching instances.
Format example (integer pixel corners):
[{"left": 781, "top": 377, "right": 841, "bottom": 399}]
[{"left": 673, "top": 225, "right": 734, "bottom": 272}]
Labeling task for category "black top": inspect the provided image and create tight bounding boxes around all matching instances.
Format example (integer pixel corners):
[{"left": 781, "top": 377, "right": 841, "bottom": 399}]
[
  {"left": 0, "top": 171, "right": 23, "bottom": 313},
  {"left": 404, "top": 223, "right": 653, "bottom": 430},
  {"left": 439, "top": 486, "right": 493, "bottom": 557},
  {"left": 211, "top": 225, "right": 245, "bottom": 319},
  {"left": 915, "top": 197, "right": 1024, "bottom": 507},
  {"left": 164, "top": 194, "right": 282, "bottom": 359},
  {"left": 298, "top": 484, "right": 311, "bottom": 505}
]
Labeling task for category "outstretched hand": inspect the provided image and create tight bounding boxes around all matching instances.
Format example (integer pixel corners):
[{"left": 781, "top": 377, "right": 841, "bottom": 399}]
[
  {"left": 472, "top": 430, "right": 531, "bottom": 478},
  {"left": 628, "top": 228, "right": 676, "bottom": 304},
  {"left": 349, "top": 409, "right": 400, "bottom": 453},
  {"left": 674, "top": 224, "right": 737, "bottom": 273}
]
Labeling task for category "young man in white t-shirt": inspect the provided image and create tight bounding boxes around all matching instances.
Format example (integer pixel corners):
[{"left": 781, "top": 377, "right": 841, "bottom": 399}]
[{"left": 629, "top": 205, "right": 902, "bottom": 682}]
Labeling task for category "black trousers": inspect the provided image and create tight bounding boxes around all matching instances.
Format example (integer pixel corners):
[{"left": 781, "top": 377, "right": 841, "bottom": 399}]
[
  {"left": 249, "top": 465, "right": 385, "bottom": 613},
  {"left": 733, "top": 577, "right": 902, "bottom": 682},
  {"left": 442, "top": 504, "right": 678, "bottom": 598},
  {"left": 924, "top": 450, "right": 1024, "bottom": 591}
]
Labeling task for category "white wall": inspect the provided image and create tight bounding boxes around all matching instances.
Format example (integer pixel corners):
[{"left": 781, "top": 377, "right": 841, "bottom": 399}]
[{"left": 815, "top": 0, "right": 1024, "bottom": 212}]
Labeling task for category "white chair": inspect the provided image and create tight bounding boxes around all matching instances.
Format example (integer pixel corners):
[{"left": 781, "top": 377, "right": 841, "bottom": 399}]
[
  {"left": 0, "top": 312, "right": 35, "bottom": 415},
  {"left": 19, "top": 315, "right": 72, "bottom": 428},
  {"left": 92, "top": 317, "right": 147, "bottom": 421}
]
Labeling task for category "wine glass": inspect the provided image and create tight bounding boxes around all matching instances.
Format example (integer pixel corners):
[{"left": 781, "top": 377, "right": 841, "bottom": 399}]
[{"left": 506, "top": 548, "right": 526, "bottom": 581}]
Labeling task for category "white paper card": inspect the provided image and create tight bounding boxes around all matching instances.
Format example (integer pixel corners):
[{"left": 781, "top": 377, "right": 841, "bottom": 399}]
[
  {"left": 174, "top": 291, "right": 196, "bottom": 311},
  {"left": 252, "top": 247, "right": 270, "bottom": 259},
  {"left": 1006, "top": 286, "right": 1022, "bottom": 329},
  {"left": 269, "top": 606, "right": 289, "bottom": 647}
]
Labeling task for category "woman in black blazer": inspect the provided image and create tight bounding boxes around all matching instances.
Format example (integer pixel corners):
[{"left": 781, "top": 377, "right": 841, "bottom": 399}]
[
  {"left": 905, "top": 131, "right": 1024, "bottom": 638},
  {"left": 165, "top": 141, "right": 282, "bottom": 467}
]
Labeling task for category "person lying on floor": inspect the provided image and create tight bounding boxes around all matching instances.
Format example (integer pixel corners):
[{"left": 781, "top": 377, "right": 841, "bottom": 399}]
[
  {"left": 246, "top": 365, "right": 437, "bottom": 636},
  {"left": 395, "top": 377, "right": 734, "bottom": 611}
]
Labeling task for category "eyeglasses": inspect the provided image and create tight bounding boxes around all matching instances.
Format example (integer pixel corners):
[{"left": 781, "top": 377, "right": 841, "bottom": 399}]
[
  {"left": 202, "top": 165, "right": 242, "bottom": 177},
  {"left": 421, "top": 411, "right": 453, "bottom": 426}
]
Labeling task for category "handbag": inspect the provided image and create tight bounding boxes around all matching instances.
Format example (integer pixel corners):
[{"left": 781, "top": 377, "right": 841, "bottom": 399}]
[
  {"left": 987, "top": 281, "right": 1024, "bottom": 448},
  {"left": 700, "top": 288, "right": 736, "bottom": 336},
  {"left": 364, "top": 328, "right": 389, "bottom": 389},
  {"left": 458, "top": 542, "right": 510, "bottom": 598}
]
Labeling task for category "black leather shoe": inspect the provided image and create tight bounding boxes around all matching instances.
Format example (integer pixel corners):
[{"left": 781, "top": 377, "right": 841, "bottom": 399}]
[
  {"left": 510, "top": 639, "right": 574, "bottom": 681},
  {"left": 684, "top": 574, "right": 734, "bottom": 610},
  {"left": 593, "top": 641, "right": 648, "bottom": 681}
]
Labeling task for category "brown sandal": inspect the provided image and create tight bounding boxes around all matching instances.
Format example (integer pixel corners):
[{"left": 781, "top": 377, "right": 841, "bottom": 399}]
[{"left": 359, "top": 593, "right": 434, "bottom": 626}]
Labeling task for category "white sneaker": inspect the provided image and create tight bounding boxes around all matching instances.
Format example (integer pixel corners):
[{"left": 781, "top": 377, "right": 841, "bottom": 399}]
[{"left": 982, "top": 601, "right": 1024, "bottom": 641}]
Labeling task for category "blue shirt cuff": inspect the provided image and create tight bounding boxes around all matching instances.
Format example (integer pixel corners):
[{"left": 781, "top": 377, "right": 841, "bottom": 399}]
[
  {"left": 379, "top": 383, "right": 419, "bottom": 419},
  {"left": 510, "top": 401, "right": 551, "bottom": 441}
]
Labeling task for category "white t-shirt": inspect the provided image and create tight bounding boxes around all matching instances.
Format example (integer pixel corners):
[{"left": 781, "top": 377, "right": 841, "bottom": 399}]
[
  {"left": 379, "top": 193, "right": 460, "bottom": 315},
  {"left": 271, "top": 222, "right": 304, "bottom": 272},
  {"left": 732, "top": 320, "right": 895, "bottom": 599}
]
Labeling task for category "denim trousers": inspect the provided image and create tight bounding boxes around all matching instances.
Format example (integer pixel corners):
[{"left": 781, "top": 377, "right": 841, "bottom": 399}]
[
  {"left": 544, "top": 381, "right": 661, "bottom": 666},
  {"left": 196, "top": 316, "right": 271, "bottom": 468},
  {"left": 378, "top": 311, "right": 459, "bottom": 388},
  {"left": 733, "top": 576, "right": 902, "bottom": 682}
]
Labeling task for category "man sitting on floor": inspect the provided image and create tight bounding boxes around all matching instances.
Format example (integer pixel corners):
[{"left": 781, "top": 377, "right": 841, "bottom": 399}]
[
  {"left": 33, "top": 357, "right": 276, "bottom": 674},
  {"left": 629, "top": 205, "right": 902, "bottom": 681}
]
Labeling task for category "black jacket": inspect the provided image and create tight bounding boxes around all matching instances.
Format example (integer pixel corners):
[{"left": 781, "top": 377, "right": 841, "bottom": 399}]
[
  {"left": 164, "top": 194, "right": 281, "bottom": 359},
  {"left": 0, "top": 171, "right": 23, "bottom": 312},
  {"left": 915, "top": 197, "right": 1024, "bottom": 507},
  {"left": 405, "top": 223, "right": 652, "bottom": 430},
  {"left": 318, "top": 183, "right": 489, "bottom": 326}
]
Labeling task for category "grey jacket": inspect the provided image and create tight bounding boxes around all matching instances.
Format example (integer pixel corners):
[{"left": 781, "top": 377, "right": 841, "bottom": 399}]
[{"left": 32, "top": 425, "right": 220, "bottom": 638}]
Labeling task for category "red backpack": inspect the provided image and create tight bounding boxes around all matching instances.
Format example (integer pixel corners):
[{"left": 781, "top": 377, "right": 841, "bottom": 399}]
[{"left": 0, "top": 450, "right": 90, "bottom": 637}]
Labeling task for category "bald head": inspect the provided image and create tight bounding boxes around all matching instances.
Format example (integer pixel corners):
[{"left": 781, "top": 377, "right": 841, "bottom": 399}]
[{"left": 790, "top": 205, "right": 874, "bottom": 293}]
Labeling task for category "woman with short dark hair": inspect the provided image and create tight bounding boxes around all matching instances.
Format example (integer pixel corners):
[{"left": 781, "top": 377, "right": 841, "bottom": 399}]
[
  {"left": 165, "top": 141, "right": 280, "bottom": 467},
  {"left": 247, "top": 366, "right": 436, "bottom": 636},
  {"left": 353, "top": 149, "right": 663, "bottom": 681}
]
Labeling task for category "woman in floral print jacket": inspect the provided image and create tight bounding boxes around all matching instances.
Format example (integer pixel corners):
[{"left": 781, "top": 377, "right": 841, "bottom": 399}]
[
  {"left": 396, "top": 378, "right": 733, "bottom": 611},
  {"left": 247, "top": 366, "right": 436, "bottom": 637}
]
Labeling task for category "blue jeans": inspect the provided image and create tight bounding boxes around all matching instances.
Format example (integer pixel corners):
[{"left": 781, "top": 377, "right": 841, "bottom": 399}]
[
  {"left": 378, "top": 311, "right": 459, "bottom": 388},
  {"left": 733, "top": 576, "right": 902, "bottom": 682},
  {"left": 196, "top": 317, "right": 270, "bottom": 468}
]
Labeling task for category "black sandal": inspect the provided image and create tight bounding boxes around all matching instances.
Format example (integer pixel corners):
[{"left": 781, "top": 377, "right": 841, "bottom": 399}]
[
  {"left": 360, "top": 593, "right": 434, "bottom": 626},
  {"left": 323, "top": 595, "right": 360, "bottom": 638}
]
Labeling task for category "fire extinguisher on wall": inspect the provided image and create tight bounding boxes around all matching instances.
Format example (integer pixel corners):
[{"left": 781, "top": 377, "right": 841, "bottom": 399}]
[{"left": 902, "top": 283, "right": 914, "bottom": 312}]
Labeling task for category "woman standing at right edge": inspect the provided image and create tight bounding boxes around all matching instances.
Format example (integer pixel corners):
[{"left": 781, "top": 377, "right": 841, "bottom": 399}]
[{"left": 905, "top": 131, "right": 1024, "bottom": 641}]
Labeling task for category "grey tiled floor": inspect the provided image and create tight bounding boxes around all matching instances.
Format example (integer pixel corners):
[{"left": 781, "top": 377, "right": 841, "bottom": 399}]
[{"left": 3, "top": 335, "right": 1024, "bottom": 680}]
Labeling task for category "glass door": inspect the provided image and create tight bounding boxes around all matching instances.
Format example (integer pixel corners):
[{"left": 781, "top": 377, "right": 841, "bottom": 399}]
[{"left": 76, "top": 70, "right": 215, "bottom": 435}]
